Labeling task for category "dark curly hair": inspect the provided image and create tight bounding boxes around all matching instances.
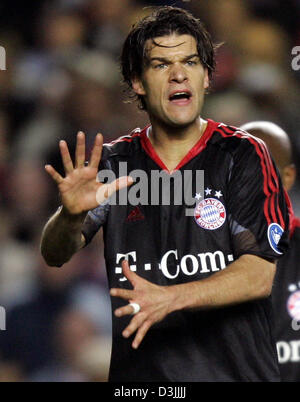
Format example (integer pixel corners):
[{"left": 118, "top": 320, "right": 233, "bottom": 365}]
[{"left": 121, "top": 6, "right": 217, "bottom": 110}]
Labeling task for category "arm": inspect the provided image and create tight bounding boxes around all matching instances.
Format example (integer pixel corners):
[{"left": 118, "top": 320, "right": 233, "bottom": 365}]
[
  {"left": 110, "top": 255, "right": 276, "bottom": 349},
  {"left": 40, "top": 131, "right": 132, "bottom": 267},
  {"left": 40, "top": 206, "right": 86, "bottom": 267},
  {"left": 170, "top": 254, "right": 275, "bottom": 311}
]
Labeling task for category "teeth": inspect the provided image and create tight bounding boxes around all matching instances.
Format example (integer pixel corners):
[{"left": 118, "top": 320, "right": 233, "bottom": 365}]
[{"left": 170, "top": 92, "right": 190, "bottom": 99}]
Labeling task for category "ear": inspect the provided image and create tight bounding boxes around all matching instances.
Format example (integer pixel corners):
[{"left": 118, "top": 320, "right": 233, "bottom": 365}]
[
  {"left": 131, "top": 77, "right": 146, "bottom": 96},
  {"left": 203, "top": 68, "right": 209, "bottom": 90},
  {"left": 282, "top": 164, "right": 296, "bottom": 192}
]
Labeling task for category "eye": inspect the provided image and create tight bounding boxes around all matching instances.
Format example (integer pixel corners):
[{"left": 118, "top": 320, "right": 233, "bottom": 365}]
[
  {"left": 154, "top": 63, "right": 167, "bottom": 70},
  {"left": 186, "top": 60, "right": 197, "bottom": 66}
]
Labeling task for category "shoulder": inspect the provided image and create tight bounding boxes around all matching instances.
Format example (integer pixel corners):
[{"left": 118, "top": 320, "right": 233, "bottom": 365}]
[
  {"left": 209, "top": 120, "right": 268, "bottom": 155},
  {"left": 101, "top": 126, "right": 149, "bottom": 160},
  {"left": 291, "top": 216, "right": 300, "bottom": 237},
  {"left": 213, "top": 122, "right": 266, "bottom": 149}
]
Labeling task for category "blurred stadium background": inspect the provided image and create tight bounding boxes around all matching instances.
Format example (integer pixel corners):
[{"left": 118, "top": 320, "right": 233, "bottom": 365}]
[{"left": 0, "top": 0, "right": 299, "bottom": 381}]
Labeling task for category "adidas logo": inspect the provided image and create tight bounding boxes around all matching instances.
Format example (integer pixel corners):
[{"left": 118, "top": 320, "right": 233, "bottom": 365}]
[{"left": 126, "top": 206, "right": 145, "bottom": 222}]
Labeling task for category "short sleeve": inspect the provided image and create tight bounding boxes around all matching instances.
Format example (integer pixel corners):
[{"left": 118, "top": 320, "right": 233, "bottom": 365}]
[
  {"left": 227, "top": 137, "right": 289, "bottom": 261},
  {"left": 81, "top": 157, "right": 111, "bottom": 245},
  {"left": 81, "top": 202, "right": 110, "bottom": 245}
]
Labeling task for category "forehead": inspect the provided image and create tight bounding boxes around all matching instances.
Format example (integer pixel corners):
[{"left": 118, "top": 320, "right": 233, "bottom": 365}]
[{"left": 145, "top": 34, "right": 198, "bottom": 59}]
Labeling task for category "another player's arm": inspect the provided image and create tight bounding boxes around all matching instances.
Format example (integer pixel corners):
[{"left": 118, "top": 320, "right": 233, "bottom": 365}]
[
  {"left": 110, "top": 255, "right": 275, "bottom": 349},
  {"left": 41, "top": 132, "right": 132, "bottom": 267}
]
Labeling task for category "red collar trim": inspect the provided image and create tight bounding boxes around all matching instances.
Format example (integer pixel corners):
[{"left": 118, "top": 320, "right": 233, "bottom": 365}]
[{"left": 140, "top": 119, "right": 217, "bottom": 173}]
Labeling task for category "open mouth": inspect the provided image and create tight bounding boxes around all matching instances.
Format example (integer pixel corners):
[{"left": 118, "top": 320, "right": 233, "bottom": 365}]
[{"left": 169, "top": 91, "right": 192, "bottom": 104}]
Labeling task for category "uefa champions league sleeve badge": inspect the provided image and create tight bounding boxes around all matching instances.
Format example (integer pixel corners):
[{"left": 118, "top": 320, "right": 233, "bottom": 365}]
[{"left": 267, "top": 223, "right": 284, "bottom": 254}]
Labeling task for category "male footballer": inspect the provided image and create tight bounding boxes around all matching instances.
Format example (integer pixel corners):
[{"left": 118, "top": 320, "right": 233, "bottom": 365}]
[{"left": 41, "top": 7, "right": 290, "bottom": 381}]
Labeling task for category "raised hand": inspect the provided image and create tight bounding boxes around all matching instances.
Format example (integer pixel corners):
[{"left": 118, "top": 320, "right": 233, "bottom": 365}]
[
  {"left": 110, "top": 260, "right": 175, "bottom": 349},
  {"left": 45, "top": 131, "right": 132, "bottom": 215}
]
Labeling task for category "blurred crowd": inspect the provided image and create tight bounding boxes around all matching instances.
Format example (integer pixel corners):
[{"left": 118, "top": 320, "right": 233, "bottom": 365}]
[{"left": 0, "top": 0, "right": 299, "bottom": 382}]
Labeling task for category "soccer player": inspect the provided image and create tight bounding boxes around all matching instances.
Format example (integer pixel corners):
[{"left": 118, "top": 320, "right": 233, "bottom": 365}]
[
  {"left": 41, "top": 7, "right": 290, "bottom": 381},
  {"left": 241, "top": 121, "right": 300, "bottom": 381}
]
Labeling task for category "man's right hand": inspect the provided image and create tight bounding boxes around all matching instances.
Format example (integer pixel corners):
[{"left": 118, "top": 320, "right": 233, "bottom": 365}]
[{"left": 45, "top": 131, "right": 133, "bottom": 215}]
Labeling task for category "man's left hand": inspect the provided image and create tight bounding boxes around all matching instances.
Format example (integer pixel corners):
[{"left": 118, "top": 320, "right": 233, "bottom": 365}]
[{"left": 110, "top": 260, "right": 175, "bottom": 349}]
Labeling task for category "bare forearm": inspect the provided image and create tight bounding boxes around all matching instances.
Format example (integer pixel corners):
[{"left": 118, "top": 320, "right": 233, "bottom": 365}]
[
  {"left": 40, "top": 206, "right": 86, "bottom": 266},
  {"left": 169, "top": 254, "right": 276, "bottom": 313}
]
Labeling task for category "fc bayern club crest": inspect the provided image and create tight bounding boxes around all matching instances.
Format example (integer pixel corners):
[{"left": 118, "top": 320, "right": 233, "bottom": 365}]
[
  {"left": 194, "top": 198, "right": 226, "bottom": 230},
  {"left": 287, "top": 290, "right": 300, "bottom": 320}
]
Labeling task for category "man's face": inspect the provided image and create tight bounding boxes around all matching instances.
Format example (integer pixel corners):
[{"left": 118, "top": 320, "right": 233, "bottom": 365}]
[{"left": 132, "top": 34, "right": 209, "bottom": 128}]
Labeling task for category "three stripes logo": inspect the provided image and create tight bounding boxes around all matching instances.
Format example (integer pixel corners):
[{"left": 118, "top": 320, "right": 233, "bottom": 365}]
[{"left": 126, "top": 206, "right": 145, "bottom": 223}]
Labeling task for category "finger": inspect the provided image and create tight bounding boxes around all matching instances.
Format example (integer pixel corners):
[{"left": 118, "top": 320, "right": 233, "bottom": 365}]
[
  {"left": 110, "top": 287, "right": 134, "bottom": 300},
  {"left": 95, "top": 176, "right": 133, "bottom": 205},
  {"left": 122, "top": 259, "right": 139, "bottom": 286},
  {"left": 89, "top": 133, "right": 103, "bottom": 169},
  {"left": 122, "top": 312, "right": 147, "bottom": 338},
  {"left": 113, "top": 176, "right": 134, "bottom": 192},
  {"left": 114, "top": 304, "right": 133, "bottom": 318},
  {"left": 132, "top": 320, "right": 152, "bottom": 349},
  {"left": 114, "top": 301, "right": 141, "bottom": 318},
  {"left": 75, "top": 131, "right": 85, "bottom": 168},
  {"left": 59, "top": 140, "right": 74, "bottom": 174},
  {"left": 45, "top": 164, "right": 64, "bottom": 185}
]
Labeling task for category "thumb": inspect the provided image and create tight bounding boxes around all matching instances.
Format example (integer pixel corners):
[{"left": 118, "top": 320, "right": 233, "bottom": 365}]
[{"left": 95, "top": 176, "right": 133, "bottom": 205}]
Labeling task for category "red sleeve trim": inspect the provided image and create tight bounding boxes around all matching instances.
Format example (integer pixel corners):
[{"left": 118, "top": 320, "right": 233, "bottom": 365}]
[
  {"left": 215, "top": 124, "right": 285, "bottom": 229},
  {"left": 104, "top": 128, "right": 144, "bottom": 147}
]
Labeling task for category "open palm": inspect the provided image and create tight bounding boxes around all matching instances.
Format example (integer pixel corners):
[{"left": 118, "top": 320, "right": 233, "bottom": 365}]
[{"left": 45, "top": 132, "right": 132, "bottom": 215}]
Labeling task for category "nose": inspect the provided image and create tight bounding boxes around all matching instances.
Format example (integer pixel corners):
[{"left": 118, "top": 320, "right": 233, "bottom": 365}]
[{"left": 169, "top": 63, "right": 187, "bottom": 84}]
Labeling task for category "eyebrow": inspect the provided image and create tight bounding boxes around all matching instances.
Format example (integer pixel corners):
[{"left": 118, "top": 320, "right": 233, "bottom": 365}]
[{"left": 149, "top": 54, "right": 200, "bottom": 63}]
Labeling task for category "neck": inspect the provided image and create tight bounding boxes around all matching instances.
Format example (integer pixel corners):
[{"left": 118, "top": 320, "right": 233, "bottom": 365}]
[{"left": 148, "top": 117, "right": 207, "bottom": 171}]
